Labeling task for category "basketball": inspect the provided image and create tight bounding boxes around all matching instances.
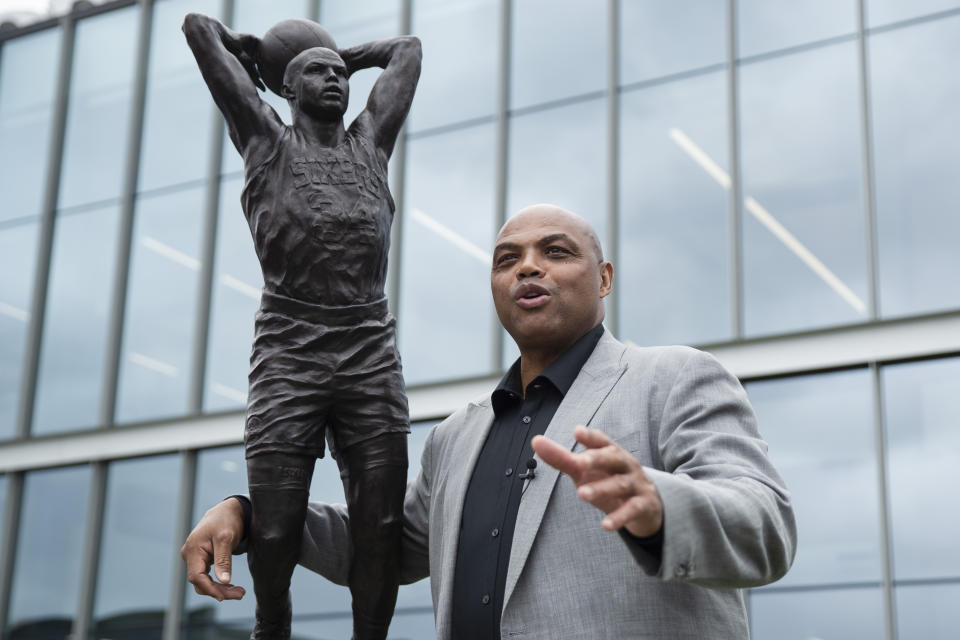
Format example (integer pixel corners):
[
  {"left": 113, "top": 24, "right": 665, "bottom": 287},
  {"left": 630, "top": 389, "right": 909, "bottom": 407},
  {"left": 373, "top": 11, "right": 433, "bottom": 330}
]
[{"left": 258, "top": 19, "right": 338, "bottom": 96}]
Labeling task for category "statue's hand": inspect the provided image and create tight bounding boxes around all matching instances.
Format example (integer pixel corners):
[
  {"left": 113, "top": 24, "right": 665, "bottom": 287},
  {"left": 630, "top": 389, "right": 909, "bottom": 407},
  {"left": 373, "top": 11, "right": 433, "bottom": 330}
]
[
  {"left": 181, "top": 497, "right": 247, "bottom": 601},
  {"left": 223, "top": 30, "right": 266, "bottom": 91}
]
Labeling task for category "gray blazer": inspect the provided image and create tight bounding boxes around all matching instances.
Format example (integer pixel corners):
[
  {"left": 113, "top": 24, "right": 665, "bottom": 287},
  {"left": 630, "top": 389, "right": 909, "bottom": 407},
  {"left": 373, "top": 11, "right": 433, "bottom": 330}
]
[{"left": 300, "top": 330, "right": 796, "bottom": 639}]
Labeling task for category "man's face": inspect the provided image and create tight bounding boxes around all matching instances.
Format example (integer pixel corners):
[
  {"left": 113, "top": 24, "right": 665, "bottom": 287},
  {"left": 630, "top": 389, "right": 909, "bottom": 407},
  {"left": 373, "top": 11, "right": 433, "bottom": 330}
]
[
  {"left": 287, "top": 49, "right": 349, "bottom": 120},
  {"left": 491, "top": 206, "right": 613, "bottom": 355}
]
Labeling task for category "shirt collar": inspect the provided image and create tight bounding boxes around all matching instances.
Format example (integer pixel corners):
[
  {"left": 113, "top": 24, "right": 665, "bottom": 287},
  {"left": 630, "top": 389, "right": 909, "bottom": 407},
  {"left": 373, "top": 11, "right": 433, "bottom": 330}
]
[{"left": 491, "top": 323, "right": 605, "bottom": 414}]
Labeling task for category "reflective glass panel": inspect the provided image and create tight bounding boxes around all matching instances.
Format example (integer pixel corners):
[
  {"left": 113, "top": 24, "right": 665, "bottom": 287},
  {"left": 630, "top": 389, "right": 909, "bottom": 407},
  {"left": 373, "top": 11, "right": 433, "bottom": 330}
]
[
  {"left": 0, "top": 26, "right": 61, "bottom": 223},
  {"left": 7, "top": 465, "right": 92, "bottom": 636},
  {"left": 739, "top": 42, "right": 869, "bottom": 336},
  {"left": 882, "top": 357, "right": 960, "bottom": 580},
  {"left": 137, "top": 0, "right": 219, "bottom": 193},
  {"left": 116, "top": 186, "right": 205, "bottom": 423},
  {"left": 0, "top": 220, "right": 39, "bottom": 440},
  {"left": 870, "top": 16, "right": 960, "bottom": 317},
  {"left": 204, "top": 177, "right": 261, "bottom": 412},
  {"left": 896, "top": 583, "right": 960, "bottom": 639},
  {"left": 0, "top": 475, "right": 5, "bottom": 554},
  {"left": 746, "top": 370, "right": 881, "bottom": 586},
  {"left": 399, "top": 123, "right": 497, "bottom": 385},
  {"left": 737, "top": 0, "right": 857, "bottom": 58},
  {"left": 507, "top": 98, "right": 607, "bottom": 242},
  {"left": 219, "top": 0, "right": 312, "bottom": 175},
  {"left": 618, "top": 72, "right": 731, "bottom": 347},
  {"left": 511, "top": 0, "right": 605, "bottom": 110},
  {"left": 409, "top": 0, "right": 499, "bottom": 132},
  {"left": 93, "top": 454, "right": 182, "bottom": 638},
  {"left": 33, "top": 205, "right": 121, "bottom": 434},
  {"left": 58, "top": 5, "right": 139, "bottom": 209},
  {"left": 749, "top": 587, "right": 885, "bottom": 639},
  {"left": 289, "top": 608, "right": 435, "bottom": 639},
  {"left": 619, "top": 0, "right": 726, "bottom": 85},
  {"left": 868, "top": 0, "right": 960, "bottom": 27}
]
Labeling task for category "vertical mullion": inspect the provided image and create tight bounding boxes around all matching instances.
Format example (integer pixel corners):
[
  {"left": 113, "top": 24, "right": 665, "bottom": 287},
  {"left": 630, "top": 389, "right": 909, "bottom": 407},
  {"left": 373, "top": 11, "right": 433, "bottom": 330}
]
[
  {"left": 726, "top": 0, "right": 744, "bottom": 339},
  {"left": 72, "top": 461, "right": 108, "bottom": 640},
  {"left": 189, "top": 0, "right": 234, "bottom": 415},
  {"left": 491, "top": 0, "right": 511, "bottom": 372},
  {"left": 0, "top": 472, "right": 24, "bottom": 633},
  {"left": 605, "top": 0, "right": 619, "bottom": 337},
  {"left": 15, "top": 12, "right": 77, "bottom": 439},
  {"left": 858, "top": 0, "right": 880, "bottom": 320},
  {"left": 387, "top": 0, "right": 413, "bottom": 319},
  {"left": 99, "top": 0, "right": 154, "bottom": 427},
  {"left": 163, "top": 450, "right": 197, "bottom": 640},
  {"left": 871, "top": 361, "right": 897, "bottom": 640}
]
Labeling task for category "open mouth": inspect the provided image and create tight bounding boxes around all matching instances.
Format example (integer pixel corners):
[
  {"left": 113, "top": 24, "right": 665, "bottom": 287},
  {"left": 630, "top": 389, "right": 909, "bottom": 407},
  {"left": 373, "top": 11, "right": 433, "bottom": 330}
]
[{"left": 515, "top": 283, "right": 550, "bottom": 309}]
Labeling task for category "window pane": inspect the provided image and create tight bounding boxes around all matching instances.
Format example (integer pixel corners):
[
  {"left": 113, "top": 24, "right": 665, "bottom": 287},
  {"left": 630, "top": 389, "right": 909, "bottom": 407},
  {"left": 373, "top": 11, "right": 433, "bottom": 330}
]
[
  {"left": 737, "top": 0, "right": 857, "bottom": 58},
  {"left": 882, "top": 357, "right": 960, "bottom": 580},
  {"left": 0, "top": 26, "right": 61, "bottom": 223},
  {"left": 870, "top": 16, "right": 960, "bottom": 317},
  {"left": 746, "top": 370, "right": 881, "bottom": 586},
  {"left": 0, "top": 221, "right": 39, "bottom": 440},
  {"left": 896, "top": 583, "right": 960, "bottom": 639},
  {"left": 58, "top": 5, "right": 139, "bottom": 209},
  {"left": 204, "top": 177, "right": 261, "bottom": 412},
  {"left": 219, "top": 0, "right": 311, "bottom": 176},
  {"left": 510, "top": 0, "right": 605, "bottom": 110},
  {"left": 507, "top": 98, "right": 607, "bottom": 241},
  {"left": 400, "top": 124, "right": 496, "bottom": 385},
  {"left": 93, "top": 454, "right": 182, "bottom": 638},
  {"left": 116, "top": 186, "right": 205, "bottom": 423},
  {"left": 739, "top": 42, "right": 869, "bottom": 336},
  {"left": 137, "top": 0, "right": 219, "bottom": 193},
  {"left": 749, "top": 587, "right": 885, "bottom": 640},
  {"left": 7, "top": 465, "right": 92, "bottom": 636},
  {"left": 618, "top": 72, "right": 731, "bottom": 347},
  {"left": 409, "top": 0, "right": 498, "bottom": 132},
  {"left": 868, "top": 0, "right": 960, "bottom": 27},
  {"left": 33, "top": 205, "right": 121, "bottom": 434},
  {"left": 619, "top": 0, "right": 726, "bottom": 85}
]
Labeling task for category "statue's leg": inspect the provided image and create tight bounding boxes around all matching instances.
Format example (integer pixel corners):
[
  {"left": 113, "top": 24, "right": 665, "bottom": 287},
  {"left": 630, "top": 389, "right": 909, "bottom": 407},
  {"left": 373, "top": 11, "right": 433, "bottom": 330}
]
[
  {"left": 338, "top": 432, "right": 408, "bottom": 640},
  {"left": 246, "top": 452, "right": 316, "bottom": 640}
]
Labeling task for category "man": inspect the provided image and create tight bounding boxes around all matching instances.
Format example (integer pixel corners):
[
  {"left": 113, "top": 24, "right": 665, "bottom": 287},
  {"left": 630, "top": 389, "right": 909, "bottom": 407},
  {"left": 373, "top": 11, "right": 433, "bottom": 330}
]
[
  {"left": 183, "top": 204, "right": 797, "bottom": 639},
  {"left": 182, "top": 13, "right": 420, "bottom": 640}
]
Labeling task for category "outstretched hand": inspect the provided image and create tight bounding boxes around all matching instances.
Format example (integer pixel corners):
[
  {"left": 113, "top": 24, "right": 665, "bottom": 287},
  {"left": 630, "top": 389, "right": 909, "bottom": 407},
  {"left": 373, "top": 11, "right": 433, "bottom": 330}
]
[
  {"left": 181, "top": 498, "right": 247, "bottom": 602},
  {"left": 532, "top": 425, "right": 663, "bottom": 538}
]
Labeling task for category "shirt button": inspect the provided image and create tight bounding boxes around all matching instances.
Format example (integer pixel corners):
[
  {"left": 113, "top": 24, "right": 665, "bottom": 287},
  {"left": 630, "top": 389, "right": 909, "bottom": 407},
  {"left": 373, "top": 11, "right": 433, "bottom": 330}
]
[
  {"left": 505, "top": 468, "right": 513, "bottom": 476},
  {"left": 522, "top": 416, "right": 532, "bottom": 424},
  {"left": 482, "top": 594, "right": 490, "bottom": 605},
  {"left": 492, "top": 528, "right": 500, "bottom": 537}
]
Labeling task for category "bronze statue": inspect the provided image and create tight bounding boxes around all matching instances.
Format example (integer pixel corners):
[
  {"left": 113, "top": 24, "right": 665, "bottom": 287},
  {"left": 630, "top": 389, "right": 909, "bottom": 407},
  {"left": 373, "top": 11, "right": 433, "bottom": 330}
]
[{"left": 183, "top": 13, "right": 421, "bottom": 640}]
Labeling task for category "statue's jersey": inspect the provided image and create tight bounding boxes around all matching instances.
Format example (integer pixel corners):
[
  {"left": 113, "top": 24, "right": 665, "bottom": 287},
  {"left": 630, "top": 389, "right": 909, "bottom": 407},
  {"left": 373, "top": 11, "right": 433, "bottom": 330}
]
[{"left": 241, "top": 124, "right": 394, "bottom": 305}]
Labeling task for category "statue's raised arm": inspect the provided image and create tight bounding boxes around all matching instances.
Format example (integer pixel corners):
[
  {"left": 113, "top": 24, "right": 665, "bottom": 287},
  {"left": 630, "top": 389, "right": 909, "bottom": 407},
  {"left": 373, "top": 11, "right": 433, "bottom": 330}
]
[
  {"left": 340, "top": 37, "right": 422, "bottom": 161},
  {"left": 182, "top": 13, "right": 282, "bottom": 159}
]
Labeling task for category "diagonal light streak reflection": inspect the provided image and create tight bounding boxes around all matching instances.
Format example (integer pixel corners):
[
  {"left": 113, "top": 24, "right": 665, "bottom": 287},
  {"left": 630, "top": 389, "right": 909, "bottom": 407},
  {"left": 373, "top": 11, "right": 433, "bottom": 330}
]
[
  {"left": 668, "top": 128, "right": 866, "bottom": 314},
  {"left": 410, "top": 207, "right": 492, "bottom": 265}
]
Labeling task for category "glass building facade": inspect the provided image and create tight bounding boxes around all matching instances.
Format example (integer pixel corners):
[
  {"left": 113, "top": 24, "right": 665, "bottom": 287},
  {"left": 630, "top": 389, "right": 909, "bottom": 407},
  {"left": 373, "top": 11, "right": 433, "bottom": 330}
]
[{"left": 0, "top": 0, "right": 958, "bottom": 638}]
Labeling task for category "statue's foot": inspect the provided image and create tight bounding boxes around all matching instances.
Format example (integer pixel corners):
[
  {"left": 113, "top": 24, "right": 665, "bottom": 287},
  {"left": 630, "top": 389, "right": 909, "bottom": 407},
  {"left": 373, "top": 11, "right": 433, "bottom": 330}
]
[{"left": 249, "top": 616, "right": 291, "bottom": 640}]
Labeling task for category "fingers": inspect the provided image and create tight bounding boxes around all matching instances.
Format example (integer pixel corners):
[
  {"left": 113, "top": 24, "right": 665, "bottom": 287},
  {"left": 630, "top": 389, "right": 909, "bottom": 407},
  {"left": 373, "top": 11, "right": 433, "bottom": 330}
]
[
  {"left": 213, "top": 531, "right": 235, "bottom": 584},
  {"left": 181, "top": 499, "right": 247, "bottom": 602},
  {"left": 603, "top": 494, "right": 663, "bottom": 539},
  {"left": 531, "top": 434, "right": 580, "bottom": 476},
  {"left": 573, "top": 424, "right": 612, "bottom": 449}
]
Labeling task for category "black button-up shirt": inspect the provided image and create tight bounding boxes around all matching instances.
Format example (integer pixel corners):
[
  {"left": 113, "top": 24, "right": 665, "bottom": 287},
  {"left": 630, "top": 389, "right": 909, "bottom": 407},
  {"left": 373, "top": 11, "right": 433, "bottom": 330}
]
[{"left": 451, "top": 324, "right": 605, "bottom": 640}]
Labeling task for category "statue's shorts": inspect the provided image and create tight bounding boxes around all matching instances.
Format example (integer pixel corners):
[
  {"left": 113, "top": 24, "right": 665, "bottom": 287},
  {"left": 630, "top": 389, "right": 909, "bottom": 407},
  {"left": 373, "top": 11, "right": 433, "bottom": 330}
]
[{"left": 244, "top": 289, "right": 410, "bottom": 461}]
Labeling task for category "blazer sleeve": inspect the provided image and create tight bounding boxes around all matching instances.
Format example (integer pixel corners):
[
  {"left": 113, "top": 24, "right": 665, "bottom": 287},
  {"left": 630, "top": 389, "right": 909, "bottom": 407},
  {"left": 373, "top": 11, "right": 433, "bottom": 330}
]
[
  {"left": 638, "top": 348, "right": 797, "bottom": 589},
  {"left": 298, "top": 428, "right": 434, "bottom": 586}
]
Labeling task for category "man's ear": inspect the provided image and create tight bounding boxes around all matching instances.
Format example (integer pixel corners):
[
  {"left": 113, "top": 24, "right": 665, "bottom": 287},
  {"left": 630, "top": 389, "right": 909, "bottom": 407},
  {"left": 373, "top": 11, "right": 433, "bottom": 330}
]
[
  {"left": 599, "top": 261, "right": 614, "bottom": 298},
  {"left": 281, "top": 83, "right": 295, "bottom": 100}
]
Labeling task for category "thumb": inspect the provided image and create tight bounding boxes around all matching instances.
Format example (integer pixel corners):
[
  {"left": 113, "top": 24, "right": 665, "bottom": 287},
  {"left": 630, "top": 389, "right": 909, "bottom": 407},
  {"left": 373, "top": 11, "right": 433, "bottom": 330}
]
[{"left": 213, "top": 537, "right": 234, "bottom": 584}]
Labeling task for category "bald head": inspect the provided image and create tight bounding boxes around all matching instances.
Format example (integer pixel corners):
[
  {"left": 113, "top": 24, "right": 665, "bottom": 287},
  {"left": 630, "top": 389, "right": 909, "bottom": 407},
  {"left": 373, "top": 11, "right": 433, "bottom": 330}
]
[
  {"left": 283, "top": 46, "right": 346, "bottom": 94},
  {"left": 498, "top": 204, "right": 604, "bottom": 263}
]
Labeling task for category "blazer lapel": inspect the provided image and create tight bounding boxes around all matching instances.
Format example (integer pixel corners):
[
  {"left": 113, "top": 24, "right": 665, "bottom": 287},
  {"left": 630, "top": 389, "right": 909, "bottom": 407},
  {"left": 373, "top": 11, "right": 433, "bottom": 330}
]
[
  {"left": 435, "top": 398, "right": 495, "bottom": 638},
  {"left": 501, "top": 331, "right": 628, "bottom": 610}
]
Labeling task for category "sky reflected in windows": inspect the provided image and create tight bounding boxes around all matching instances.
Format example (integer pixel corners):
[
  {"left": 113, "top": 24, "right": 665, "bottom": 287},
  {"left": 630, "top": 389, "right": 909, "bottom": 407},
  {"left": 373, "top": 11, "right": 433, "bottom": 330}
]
[
  {"left": 868, "top": 0, "right": 960, "bottom": 27},
  {"left": 7, "top": 465, "right": 91, "bottom": 635},
  {"left": 870, "top": 16, "right": 960, "bottom": 317},
  {"left": 896, "top": 583, "right": 960, "bottom": 639},
  {"left": 747, "top": 369, "right": 882, "bottom": 586},
  {"left": 400, "top": 123, "right": 497, "bottom": 385},
  {"left": 749, "top": 587, "right": 884, "bottom": 639},
  {"left": 618, "top": 72, "right": 731, "bottom": 347},
  {"left": 739, "top": 42, "right": 869, "bottom": 336},
  {"left": 737, "top": 0, "right": 857, "bottom": 58}
]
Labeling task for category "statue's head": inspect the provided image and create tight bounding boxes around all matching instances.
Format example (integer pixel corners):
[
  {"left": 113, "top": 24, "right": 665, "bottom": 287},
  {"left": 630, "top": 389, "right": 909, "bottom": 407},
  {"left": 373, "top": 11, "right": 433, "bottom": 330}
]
[{"left": 281, "top": 47, "right": 349, "bottom": 121}]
